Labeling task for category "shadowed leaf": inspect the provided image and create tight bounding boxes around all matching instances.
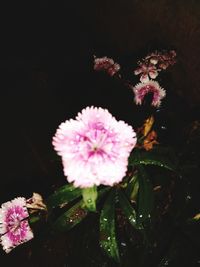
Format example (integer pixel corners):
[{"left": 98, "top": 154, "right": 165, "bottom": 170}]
[
  {"left": 129, "top": 148, "right": 176, "bottom": 171},
  {"left": 137, "top": 166, "right": 154, "bottom": 225},
  {"left": 52, "top": 200, "right": 88, "bottom": 232},
  {"left": 118, "top": 189, "right": 137, "bottom": 228},
  {"left": 99, "top": 189, "right": 120, "bottom": 263},
  {"left": 52, "top": 187, "right": 110, "bottom": 233},
  {"left": 126, "top": 174, "right": 139, "bottom": 201},
  {"left": 46, "top": 183, "right": 82, "bottom": 210}
]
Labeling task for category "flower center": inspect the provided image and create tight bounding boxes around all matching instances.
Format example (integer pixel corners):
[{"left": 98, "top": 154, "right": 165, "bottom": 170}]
[
  {"left": 92, "top": 145, "right": 98, "bottom": 151},
  {"left": 11, "top": 220, "right": 21, "bottom": 233}
]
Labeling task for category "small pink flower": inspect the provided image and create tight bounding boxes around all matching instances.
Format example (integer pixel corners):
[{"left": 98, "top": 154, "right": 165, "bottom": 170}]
[
  {"left": 134, "top": 62, "right": 159, "bottom": 83},
  {"left": 94, "top": 56, "right": 120, "bottom": 76},
  {"left": 52, "top": 107, "right": 137, "bottom": 188},
  {"left": 145, "top": 50, "right": 176, "bottom": 70},
  {"left": 132, "top": 80, "right": 166, "bottom": 107},
  {"left": 0, "top": 197, "right": 33, "bottom": 253},
  {"left": 134, "top": 50, "right": 176, "bottom": 82}
]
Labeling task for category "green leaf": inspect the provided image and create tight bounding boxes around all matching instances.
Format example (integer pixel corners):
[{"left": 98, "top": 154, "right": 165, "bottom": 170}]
[
  {"left": 137, "top": 166, "right": 154, "bottom": 225},
  {"left": 52, "top": 199, "right": 88, "bottom": 232},
  {"left": 52, "top": 187, "right": 110, "bottom": 233},
  {"left": 126, "top": 174, "right": 139, "bottom": 201},
  {"left": 99, "top": 189, "right": 120, "bottom": 263},
  {"left": 82, "top": 186, "right": 98, "bottom": 212},
  {"left": 129, "top": 148, "right": 176, "bottom": 171},
  {"left": 118, "top": 189, "right": 137, "bottom": 228},
  {"left": 46, "top": 183, "right": 82, "bottom": 210},
  {"left": 29, "top": 215, "right": 40, "bottom": 224}
]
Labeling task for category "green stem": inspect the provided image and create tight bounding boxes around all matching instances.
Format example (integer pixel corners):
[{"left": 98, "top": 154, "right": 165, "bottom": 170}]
[{"left": 82, "top": 186, "right": 98, "bottom": 212}]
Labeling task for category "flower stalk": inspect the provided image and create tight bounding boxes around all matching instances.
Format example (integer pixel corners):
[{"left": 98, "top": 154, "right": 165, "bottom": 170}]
[{"left": 82, "top": 186, "right": 98, "bottom": 212}]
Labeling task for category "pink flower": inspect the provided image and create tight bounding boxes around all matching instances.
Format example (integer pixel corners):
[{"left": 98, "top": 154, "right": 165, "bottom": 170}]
[
  {"left": 94, "top": 56, "right": 120, "bottom": 76},
  {"left": 145, "top": 50, "right": 176, "bottom": 70},
  {"left": 52, "top": 107, "right": 137, "bottom": 188},
  {"left": 132, "top": 80, "right": 166, "bottom": 107},
  {"left": 134, "top": 62, "right": 159, "bottom": 83},
  {"left": 134, "top": 50, "right": 176, "bottom": 82},
  {"left": 0, "top": 197, "right": 33, "bottom": 253}
]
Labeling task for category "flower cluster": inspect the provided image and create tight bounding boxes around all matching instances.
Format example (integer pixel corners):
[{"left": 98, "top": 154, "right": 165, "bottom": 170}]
[
  {"left": 134, "top": 50, "right": 176, "bottom": 83},
  {"left": 93, "top": 51, "right": 176, "bottom": 108},
  {"left": 52, "top": 106, "right": 137, "bottom": 188},
  {"left": 145, "top": 50, "right": 176, "bottom": 70},
  {"left": 0, "top": 197, "right": 33, "bottom": 253},
  {"left": 94, "top": 56, "right": 120, "bottom": 76},
  {"left": 132, "top": 50, "right": 176, "bottom": 107}
]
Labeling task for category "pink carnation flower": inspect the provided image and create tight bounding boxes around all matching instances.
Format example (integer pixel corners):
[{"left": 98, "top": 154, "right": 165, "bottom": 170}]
[
  {"left": 132, "top": 80, "right": 166, "bottom": 107},
  {"left": 94, "top": 56, "right": 120, "bottom": 76},
  {"left": 52, "top": 107, "right": 137, "bottom": 188},
  {"left": 134, "top": 62, "right": 159, "bottom": 83},
  {"left": 0, "top": 197, "right": 33, "bottom": 253},
  {"left": 134, "top": 50, "right": 176, "bottom": 82}
]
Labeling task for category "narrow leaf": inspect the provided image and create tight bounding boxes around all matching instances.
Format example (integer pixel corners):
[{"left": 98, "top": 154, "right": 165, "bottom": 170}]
[
  {"left": 137, "top": 166, "right": 154, "bottom": 225},
  {"left": 46, "top": 183, "right": 81, "bottom": 209},
  {"left": 118, "top": 189, "right": 137, "bottom": 228},
  {"left": 129, "top": 149, "right": 176, "bottom": 171},
  {"left": 29, "top": 215, "right": 40, "bottom": 224},
  {"left": 99, "top": 190, "right": 120, "bottom": 263},
  {"left": 82, "top": 186, "right": 98, "bottom": 212},
  {"left": 52, "top": 199, "right": 88, "bottom": 232},
  {"left": 126, "top": 174, "right": 139, "bottom": 201},
  {"left": 52, "top": 187, "right": 110, "bottom": 233}
]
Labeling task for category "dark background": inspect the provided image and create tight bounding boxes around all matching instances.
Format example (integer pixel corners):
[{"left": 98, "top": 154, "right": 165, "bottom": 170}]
[{"left": 0, "top": 1, "right": 200, "bottom": 266}]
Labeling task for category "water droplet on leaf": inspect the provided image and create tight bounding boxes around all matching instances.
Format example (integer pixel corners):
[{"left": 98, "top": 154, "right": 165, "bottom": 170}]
[
  {"left": 128, "top": 215, "right": 136, "bottom": 223},
  {"left": 121, "top": 242, "right": 126, "bottom": 247}
]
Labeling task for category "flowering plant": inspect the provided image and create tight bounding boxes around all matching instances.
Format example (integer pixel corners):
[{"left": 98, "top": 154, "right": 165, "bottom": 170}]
[{"left": 1, "top": 50, "right": 187, "bottom": 265}]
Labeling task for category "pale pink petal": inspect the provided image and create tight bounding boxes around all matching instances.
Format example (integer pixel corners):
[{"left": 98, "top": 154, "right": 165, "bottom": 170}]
[
  {"left": 53, "top": 107, "right": 137, "bottom": 187},
  {"left": 132, "top": 80, "right": 166, "bottom": 107},
  {"left": 159, "top": 62, "right": 168, "bottom": 70},
  {"left": 149, "top": 70, "right": 158, "bottom": 79},
  {"left": 140, "top": 73, "right": 149, "bottom": 83},
  {"left": 134, "top": 67, "right": 142, "bottom": 75},
  {"left": 150, "top": 57, "right": 159, "bottom": 65}
]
